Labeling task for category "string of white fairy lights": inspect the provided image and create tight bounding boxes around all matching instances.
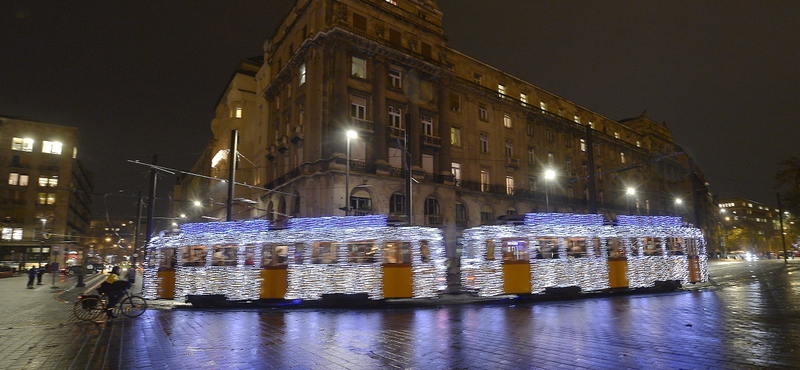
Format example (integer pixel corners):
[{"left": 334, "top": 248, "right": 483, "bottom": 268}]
[
  {"left": 143, "top": 215, "right": 446, "bottom": 301},
  {"left": 461, "top": 213, "right": 708, "bottom": 297}
]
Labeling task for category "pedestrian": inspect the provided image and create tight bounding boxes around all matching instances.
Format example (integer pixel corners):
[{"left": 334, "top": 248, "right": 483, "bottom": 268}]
[
  {"left": 27, "top": 267, "right": 37, "bottom": 288},
  {"left": 36, "top": 264, "right": 46, "bottom": 285}
]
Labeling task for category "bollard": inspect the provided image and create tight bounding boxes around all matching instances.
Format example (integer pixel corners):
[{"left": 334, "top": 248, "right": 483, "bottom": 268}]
[{"left": 76, "top": 266, "right": 85, "bottom": 287}]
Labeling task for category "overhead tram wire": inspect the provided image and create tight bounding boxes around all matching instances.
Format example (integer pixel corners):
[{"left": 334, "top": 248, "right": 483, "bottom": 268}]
[{"left": 127, "top": 160, "right": 295, "bottom": 198}]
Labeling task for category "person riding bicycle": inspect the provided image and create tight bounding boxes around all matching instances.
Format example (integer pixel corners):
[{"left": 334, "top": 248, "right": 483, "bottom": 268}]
[{"left": 97, "top": 266, "right": 130, "bottom": 318}]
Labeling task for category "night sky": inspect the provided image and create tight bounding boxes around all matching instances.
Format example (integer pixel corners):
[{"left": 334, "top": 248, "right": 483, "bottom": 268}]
[{"left": 2, "top": 1, "right": 798, "bottom": 220}]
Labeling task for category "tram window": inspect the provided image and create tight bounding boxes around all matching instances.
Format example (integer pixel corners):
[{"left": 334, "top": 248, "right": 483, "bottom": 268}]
[
  {"left": 592, "top": 238, "right": 605, "bottom": 257},
  {"left": 212, "top": 244, "right": 238, "bottom": 266},
  {"left": 566, "top": 238, "right": 587, "bottom": 258},
  {"left": 182, "top": 246, "right": 207, "bottom": 267},
  {"left": 160, "top": 248, "right": 176, "bottom": 270},
  {"left": 485, "top": 240, "right": 495, "bottom": 260},
  {"left": 294, "top": 243, "right": 305, "bottom": 264},
  {"left": 261, "top": 244, "right": 289, "bottom": 267},
  {"left": 536, "top": 238, "right": 558, "bottom": 259},
  {"left": 607, "top": 238, "right": 624, "bottom": 258},
  {"left": 312, "top": 242, "right": 338, "bottom": 264},
  {"left": 501, "top": 238, "right": 529, "bottom": 261},
  {"left": 244, "top": 246, "right": 256, "bottom": 266},
  {"left": 384, "top": 242, "right": 411, "bottom": 264},
  {"left": 685, "top": 239, "right": 698, "bottom": 256},
  {"left": 667, "top": 238, "right": 685, "bottom": 255},
  {"left": 420, "top": 240, "right": 431, "bottom": 263},
  {"left": 346, "top": 242, "right": 376, "bottom": 264},
  {"left": 643, "top": 238, "right": 659, "bottom": 256},
  {"left": 629, "top": 239, "right": 642, "bottom": 256}
]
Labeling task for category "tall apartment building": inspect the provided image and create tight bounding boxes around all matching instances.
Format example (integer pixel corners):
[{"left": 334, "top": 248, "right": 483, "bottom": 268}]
[
  {"left": 718, "top": 198, "right": 789, "bottom": 255},
  {"left": 0, "top": 115, "right": 93, "bottom": 269},
  {"left": 175, "top": 0, "right": 718, "bottom": 259}
]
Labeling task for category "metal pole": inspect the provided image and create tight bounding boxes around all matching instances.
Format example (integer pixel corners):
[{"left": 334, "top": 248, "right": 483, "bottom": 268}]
[
  {"left": 227, "top": 130, "right": 238, "bottom": 221},
  {"left": 404, "top": 130, "right": 412, "bottom": 225},
  {"left": 778, "top": 192, "right": 788, "bottom": 263},
  {"left": 586, "top": 125, "right": 597, "bottom": 214},
  {"left": 145, "top": 155, "right": 157, "bottom": 267},
  {"left": 346, "top": 135, "right": 351, "bottom": 216},
  {"left": 545, "top": 180, "right": 550, "bottom": 212}
]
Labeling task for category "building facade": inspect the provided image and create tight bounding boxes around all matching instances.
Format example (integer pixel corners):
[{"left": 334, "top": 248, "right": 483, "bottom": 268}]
[
  {"left": 176, "top": 0, "right": 718, "bottom": 262},
  {"left": 0, "top": 115, "right": 93, "bottom": 269},
  {"left": 718, "top": 197, "right": 792, "bottom": 256}
]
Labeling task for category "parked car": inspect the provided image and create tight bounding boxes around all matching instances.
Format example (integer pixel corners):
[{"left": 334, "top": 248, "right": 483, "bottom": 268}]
[{"left": 84, "top": 264, "right": 105, "bottom": 274}]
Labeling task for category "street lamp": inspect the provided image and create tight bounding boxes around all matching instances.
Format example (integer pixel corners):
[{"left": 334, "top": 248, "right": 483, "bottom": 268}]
[
  {"left": 626, "top": 187, "right": 635, "bottom": 214},
  {"left": 544, "top": 169, "right": 556, "bottom": 212},
  {"left": 345, "top": 130, "right": 358, "bottom": 216},
  {"left": 674, "top": 198, "right": 683, "bottom": 217}
]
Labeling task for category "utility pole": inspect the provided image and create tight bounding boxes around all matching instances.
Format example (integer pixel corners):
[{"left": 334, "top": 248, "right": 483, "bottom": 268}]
[
  {"left": 145, "top": 155, "right": 157, "bottom": 266},
  {"left": 227, "top": 130, "right": 239, "bottom": 221},
  {"left": 778, "top": 192, "right": 788, "bottom": 263},
  {"left": 404, "top": 129, "right": 413, "bottom": 226}
]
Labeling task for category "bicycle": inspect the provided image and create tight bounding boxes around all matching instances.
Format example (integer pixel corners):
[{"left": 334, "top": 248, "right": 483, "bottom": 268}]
[{"left": 73, "top": 287, "right": 148, "bottom": 321}]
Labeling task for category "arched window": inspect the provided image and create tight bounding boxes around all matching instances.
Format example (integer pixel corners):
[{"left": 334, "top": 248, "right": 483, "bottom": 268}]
[
  {"left": 455, "top": 201, "right": 468, "bottom": 228},
  {"left": 424, "top": 197, "right": 442, "bottom": 225},
  {"left": 506, "top": 207, "right": 518, "bottom": 215},
  {"left": 266, "top": 201, "right": 274, "bottom": 221},
  {"left": 389, "top": 193, "right": 405, "bottom": 214},
  {"left": 278, "top": 196, "right": 287, "bottom": 220},
  {"left": 480, "top": 204, "right": 494, "bottom": 225},
  {"left": 350, "top": 188, "right": 372, "bottom": 216}
]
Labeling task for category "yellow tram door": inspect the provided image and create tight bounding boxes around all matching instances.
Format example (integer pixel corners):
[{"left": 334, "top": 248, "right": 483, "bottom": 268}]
[
  {"left": 260, "top": 244, "right": 289, "bottom": 299},
  {"left": 606, "top": 239, "right": 628, "bottom": 288},
  {"left": 156, "top": 248, "right": 176, "bottom": 299},
  {"left": 687, "top": 256, "right": 702, "bottom": 283},
  {"left": 382, "top": 242, "right": 413, "bottom": 298},
  {"left": 500, "top": 239, "right": 532, "bottom": 294}
]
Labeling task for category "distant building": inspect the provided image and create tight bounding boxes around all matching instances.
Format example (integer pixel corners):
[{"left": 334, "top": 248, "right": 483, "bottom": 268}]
[
  {"left": 718, "top": 198, "right": 788, "bottom": 255},
  {"left": 85, "top": 218, "right": 140, "bottom": 266},
  {"left": 173, "top": 0, "right": 718, "bottom": 260},
  {"left": 0, "top": 115, "right": 93, "bottom": 269}
]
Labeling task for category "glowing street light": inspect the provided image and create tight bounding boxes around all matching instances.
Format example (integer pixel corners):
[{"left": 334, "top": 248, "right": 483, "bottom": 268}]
[
  {"left": 345, "top": 130, "right": 358, "bottom": 216},
  {"left": 544, "top": 168, "right": 556, "bottom": 212},
  {"left": 674, "top": 198, "right": 683, "bottom": 216},
  {"left": 626, "top": 187, "right": 636, "bottom": 214}
]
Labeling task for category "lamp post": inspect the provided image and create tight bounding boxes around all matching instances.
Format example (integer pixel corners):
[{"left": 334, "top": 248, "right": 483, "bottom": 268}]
[
  {"left": 544, "top": 169, "right": 555, "bottom": 212},
  {"left": 674, "top": 198, "right": 683, "bottom": 218},
  {"left": 626, "top": 187, "right": 635, "bottom": 214},
  {"left": 345, "top": 130, "right": 358, "bottom": 216},
  {"left": 39, "top": 218, "right": 47, "bottom": 267}
]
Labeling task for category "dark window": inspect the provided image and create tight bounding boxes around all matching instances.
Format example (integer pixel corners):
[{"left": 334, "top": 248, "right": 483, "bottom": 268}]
[
  {"left": 421, "top": 42, "right": 432, "bottom": 58},
  {"left": 390, "top": 193, "right": 405, "bottom": 214},
  {"left": 353, "top": 13, "right": 367, "bottom": 31}
]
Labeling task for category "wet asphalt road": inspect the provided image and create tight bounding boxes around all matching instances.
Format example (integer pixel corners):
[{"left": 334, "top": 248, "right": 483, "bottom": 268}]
[{"left": 1, "top": 259, "right": 799, "bottom": 369}]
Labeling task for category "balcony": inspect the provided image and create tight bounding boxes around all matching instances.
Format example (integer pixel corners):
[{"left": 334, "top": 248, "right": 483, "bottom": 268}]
[
  {"left": 421, "top": 134, "right": 441, "bottom": 148},
  {"left": 350, "top": 118, "right": 374, "bottom": 133},
  {"left": 388, "top": 126, "right": 405, "bottom": 140},
  {"left": 505, "top": 157, "right": 520, "bottom": 169},
  {"left": 290, "top": 125, "right": 304, "bottom": 143},
  {"left": 426, "top": 214, "right": 444, "bottom": 225}
]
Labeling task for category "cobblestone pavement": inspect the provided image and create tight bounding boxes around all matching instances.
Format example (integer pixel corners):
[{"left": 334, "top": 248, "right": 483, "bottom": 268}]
[{"left": 1, "top": 260, "right": 799, "bottom": 370}]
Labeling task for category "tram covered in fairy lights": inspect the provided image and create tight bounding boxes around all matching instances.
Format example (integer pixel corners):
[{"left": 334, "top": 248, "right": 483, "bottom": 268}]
[
  {"left": 460, "top": 213, "right": 708, "bottom": 296},
  {"left": 143, "top": 213, "right": 707, "bottom": 302},
  {"left": 142, "top": 215, "right": 447, "bottom": 301}
]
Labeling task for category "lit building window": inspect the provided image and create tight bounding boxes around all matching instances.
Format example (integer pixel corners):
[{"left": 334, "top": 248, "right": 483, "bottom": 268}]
[
  {"left": 620, "top": 152, "right": 626, "bottom": 164},
  {"left": 520, "top": 93, "right": 528, "bottom": 107},
  {"left": 9, "top": 173, "right": 29, "bottom": 186},
  {"left": 299, "top": 63, "right": 306, "bottom": 85},
  {"left": 506, "top": 176, "right": 514, "bottom": 195},
  {"left": 636, "top": 140, "right": 641, "bottom": 147},
  {"left": 42, "top": 140, "right": 62, "bottom": 154},
  {"left": 574, "top": 115, "right": 580, "bottom": 124},
  {"left": 12, "top": 137, "right": 34, "bottom": 152},
  {"left": 389, "top": 68, "right": 402, "bottom": 88},
  {"left": 451, "top": 162, "right": 461, "bottom": 185},
  {"left": 540, "top": 101, "right": 547, "bottom": 112},
  {"left": 2, "top": 227, "right": 23, "bottom": 241},
  {"left": 39, "top": 175, "right": 58, "bottom": 187},
  {"left": 385, "top": 0, "right": 397, "bottom": 5},
  {"left": 504, "top": 140, "right": 513, "bottom": 158},
  {"left": 498, "top": 84, "right": 506, "bottom": 98},
  {"left": 528, "top": 147, "right": 535, "bottom": 164},
  {"left": 235, "top": 107, "right": 242, "bottom": 118},
  {"left": 589, "top": 121, "right": 594, "bottom": 129},
  {"left": 480, "top": 170, "right": 490, "bottom": 192},
  {"left": 580, "top": 139, "right": 586, "bottom": 152},
  {"left": 37, "top": 193, "right": 56, "bottom": 205},
  {"left": 503, "top": 113, "right": 512, "bottom": 128},
  {"left": 547, "top": 152, "right": 555, "bottom": 165},
  {"left": 614, "top": 131, "right": 620, "bottom": 139},
  {"left": 480, "top": 133, "right": 489, "bottom": 153},
  {"left": 450, "top": 127, "right": 461, "bottom": 147},
  {"left": 351, "top": 56, "right": 367, "bottom": 78}
]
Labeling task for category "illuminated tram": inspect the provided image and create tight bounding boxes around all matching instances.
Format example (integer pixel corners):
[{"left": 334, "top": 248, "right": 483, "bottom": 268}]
[
  {"left": 460, "top": 213, "right": 708, "bottom": 297},
  {"left": 142, "top": 215, "right": 447, "bottom": 302}
]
